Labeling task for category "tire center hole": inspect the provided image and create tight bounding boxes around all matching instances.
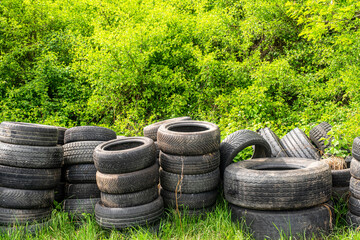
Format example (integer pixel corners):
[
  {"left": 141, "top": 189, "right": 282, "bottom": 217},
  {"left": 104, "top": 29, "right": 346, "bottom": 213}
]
[
  {"left": 104, "top": 142, "right": 144, "bottom": 151},
  {"left": 252, "top": 164, "right": 302, "bottom": 171},
  {"left": 233, "top": 146, "right": 254, "bottom": 162},
  {"left": 168, "top": 125, "right": 208, "bottom": 133}
]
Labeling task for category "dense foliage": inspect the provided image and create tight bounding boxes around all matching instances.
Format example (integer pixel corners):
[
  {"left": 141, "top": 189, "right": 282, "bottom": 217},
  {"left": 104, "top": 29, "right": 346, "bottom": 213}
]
[{"left": 1, "top": 0, "right": 359, "bottom": 145}]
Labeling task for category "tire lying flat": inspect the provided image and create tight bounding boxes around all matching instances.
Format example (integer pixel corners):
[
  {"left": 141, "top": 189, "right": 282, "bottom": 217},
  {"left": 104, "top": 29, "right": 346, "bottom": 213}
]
[
  {"left": 63, "top": 141, "right": 104, "bottom": 165},
  {"left": 65, "top": 183, "right": 100, "bottom": 199},
  {"left": 0, "top": 207, "right": 52, "bottom": 225},
  {"left": 0, "top": 187, "right": 54, "bottom": 209},
  {"left": 63, "top": 198, "right": 100, "bottom": 217},
  {"left": 143, "top": 117, "right": 191, "bottom": 141},
  {"left": 65, "top": 164, "right": 97, "bottom": 183},
  {"left": 64, "top": 126, "right": 116, "bottom": 144}
]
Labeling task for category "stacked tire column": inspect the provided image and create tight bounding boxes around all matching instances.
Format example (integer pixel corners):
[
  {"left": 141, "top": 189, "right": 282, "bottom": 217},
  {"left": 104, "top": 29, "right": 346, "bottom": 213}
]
[
  {"left": 62, "top": 126, "right": 116, "bottom": 218},
  {"left": 158, "top": 121, "right": 221, "bottom": 215},
  {"left": 94, "top": 137, "right": 163, "bottom": 229},
  {"left": 347, "top": 137, "right": 360, "bottom": 226},
  {"left": 0, "top": 122, "right": 62, "bottom": 231}
]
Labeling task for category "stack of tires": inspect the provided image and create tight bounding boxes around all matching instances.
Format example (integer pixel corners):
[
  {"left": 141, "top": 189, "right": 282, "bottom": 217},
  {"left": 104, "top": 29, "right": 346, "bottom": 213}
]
[
  {"left": 347, "top": 137, "right": 360, "bottom": 226},
  {"left": 94, "top": 137, "right": 163, "bottom": 229},
  {"left": 54, "top": 126, "right": 67, "bottom": 203},
  {"left": 158, "top": 121, "right": 221, "bottom": 215},
  {"left": 0, "top": 122, "right": 62, "bottom": 232},
  {"left": 62, "top": 126, "right": 116, "bottom": 218},
  {"left": 224, "top": 157, "right": 333, "bottom": 239}
]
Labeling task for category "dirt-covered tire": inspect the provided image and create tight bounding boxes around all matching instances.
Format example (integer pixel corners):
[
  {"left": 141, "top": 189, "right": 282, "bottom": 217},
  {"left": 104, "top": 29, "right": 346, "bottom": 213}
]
[
  {"left": 350, "top": 158, "right": 360, "bottom": 179},
  {"left": 57, "top": 127, "right": 67, "bottom": 145},
  {"left": 63, "top": 141, "right": 103, "bottom": 165},
  {"left": 353, "top": 137, "right": 360, "bottom": 161},
  {"left": 160, "top": 188, "right": 217, "bottom": 209},
  {"left": 219, "top": 130, "right": 271, "bottom": 178},
  {"left": 0, "top": 187, "right": 54, "bottom": 209},
  {"left": 309, "top": 122, "right": 332, "bottom": 152},
  {"left": 157, "top": 121, "right": 220, "bottom": 156},
  {"left": 0, "top": 207, "right": 52, "bottom": 225},
  {"left": 257, "top": 127, "right": 289, "bottom": 157},
  {"left": 96, "top": 163, "right": 159, "bottom": 194},
  {"left": 65, "top": 164, "right": 97, "bottom": 183},
  {"left": 349, "top": 177, "right": 360, "bottom": 199},
  {"left": 63, "top": 198, "right": 99, "bottom": 217},
  {"left": 0, "top": 141, "right": 63, "bottom": 169},
  {"left": 94, "top": 137, "right": 156, "bottom": 174},
  {"left": 280, "top": 128, "right": 321, "bottom": 160},
  {"left": 143, "top": 117, "right": 191, "bottom": 141},
  {"left": 160, "top": 168, "right": 220, "bottom": 193},
  {"left": 224, "top": 158, "right": 332, "bottom": 210},
  {"left": 0, "top": 165, "right": 61, "bottom": 190},
  {"left": 332, "top": 169, "right": 350, "bottom": 187},
  {"left": 101, "top": 185, "right": 159, "bottom": 208},
  {"left": 65, "top": 183, "right": 100, "bottom": 199},
  {"left": 230, "top": 202, "right": 333, "bottom": 240},
  {"left": 0, "top": 122, "right": 58, "bottom": 146},
  {"left": 95, "top": 196, "right": 164, "bottom": 230},
  {"left": 160, "top": 151, "right": 220, "bottom": 175},
  {"left": 64, "top": 126, "right": 116, "bottom": 144}
]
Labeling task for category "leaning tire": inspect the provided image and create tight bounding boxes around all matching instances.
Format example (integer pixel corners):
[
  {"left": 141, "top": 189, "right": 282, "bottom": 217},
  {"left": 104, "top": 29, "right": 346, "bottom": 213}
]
[
  {"left": 64, "top": 126, "right": 116, "bottom": 144},
  {"left": 0, "top": 122, "right": 58, "bottom": 146},
  {"left": 309, "top": 122, "right": 332, "bottom": 152},
  {"left": 230, "top": 202, "right": 333, "bottom": 240},
  {"left": 280, "top": 128, "right": 321, "bottom": 160},
  {"left": 63, "top": 141, "right": 103, "bottom": 165},
  {"left": 257, "top": 127, "right": 288, "bottom": 157},
  {"left": 160, "top": 168, "right": 219, "bottom": 193},
  {"left": 219, "top": 130, "right": 271, "bottom": 178},
  {"left": 143, "top": 117, "right": 191, "bottom": 141},
  {"left": 157, "top": 121, "right": 220, "bottom": 156},
  {"left": 160, "top": 150, "right": 220, "bottom": 175},
  {"left": 94, "top": 137, "right": 156, "bottom": 174},
  {"left": 0, "top": 165, "right": 61, "bottom": 190},
  {"left": 0, "top": 187, "right": 54, "bottom": 209},
  {"left": 224, "top": 158, "right": 332, "bottom": 210},
  {"left": 0, "top": 207, "right": 52, "bottom": 225},
  {"left": 65, "top": 164, "right": 97, "bottom": 183},
  {"left": 0, "top": 141, "right": 63, "bottom": 169},
  {"left": 95, "top": 196, "right": 164, "bottom": 229}
]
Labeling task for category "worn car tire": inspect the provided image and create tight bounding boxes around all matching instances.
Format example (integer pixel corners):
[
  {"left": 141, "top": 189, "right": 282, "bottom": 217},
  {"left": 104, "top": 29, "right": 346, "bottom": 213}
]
[
  {"left": 65, "top": 164, "right": 97, "bottom": 183},
  {"left": 0, "top": 207, "right": 52, "bottom": 225},
  {"left": 349, "top": 196, "right": 360, "bottom": 216},
  {"left": 97, "top": 163, "right": 159, "bottom": 194},
  {"left": 63, "top": 198, "right": 99, "bottom": 217},
  {"left": 219, "top": 130, "right": 271, "bottom": 178},
  {"left": 309, "top": 122, "right": 332, "bottom": 152},
  {"left": 350, "top": 158, "right": 360, "bottom": 180},
  {"left": 95, "top": 196, "right": 164, "bottom": 229},
  {"left": 143, "top": 117, "right": 191, "bottom": 141},
  {"left": 94, "top": 137, "right": 156, "bottom": 174},
  {"left": 63, "top": 141, "right": 103, "bottom": 165},
  {"left": 353, "top": 137, "right": 360, "bottom": 161},
  {"left": 349, "top": 177, "right": 360, "bottom": 199},
  {"left": 224, "top": 158, "right": 332, "bottom": 210},
  {"left": 157, "top": 121, "right": 220, "bottom": 156},
  {"left": 160, "top": 168, "right": 220, "bottom": 193},
  {"left": 64, "top": 126, "right": 116, "bottom": 144},
  {"left": 65, "top": 183, "right": 100, "bottom": 199},
  {"left": 0, "top": 165, "right": 60, "bottom": 190},
  {"left": 0, "top": 141, "right": 63, "bottom": 169},
  {"left": 0, "top": 122, "right": 58, "bottom": 146},
  {"left": 0, "top": 187, "right": 54, "bottom": 209},
  {"left": 332, "top": 169, "right": 350, "bottom": 187},
  {"left": 280, "top": 128, "right": 321, "bottom": 160},
  {"left": 257, "top": 127, "right": 288, "bottom": 157},
  {"left": 230, "top": 202, "right": 333, "bottom": 240},
  {"left": 160, "top": 150, "right": 220, "bottom": 175}
]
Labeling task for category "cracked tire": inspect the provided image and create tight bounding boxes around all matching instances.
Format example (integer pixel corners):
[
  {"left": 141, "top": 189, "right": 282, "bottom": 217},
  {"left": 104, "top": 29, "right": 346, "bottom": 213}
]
[
  {"left": 65, "top": 164, "right": 97, "bottom": 183},
  {"left": 224, "top": 158, "right": 332, "bottom": 210},
  {"left": 143, "top": 117, "right": 191, "bottom": 141},
  {"left": 157, "top": 121, "right": 220, "bottom": 156},
  {"left": 63, "top": 141, "right": 103, "bottom": 165},
  {"left": 309, "top": 122, "right": 332, "bottom": 152},
  {"left": 64, "top": 126, "right": 116, "bottom": 144},
  {"left": 0, "top": 187, "right": 54, "bottom": 209},
  {"left": 257, "top": 127, "right": 289, "bottom": 157}
]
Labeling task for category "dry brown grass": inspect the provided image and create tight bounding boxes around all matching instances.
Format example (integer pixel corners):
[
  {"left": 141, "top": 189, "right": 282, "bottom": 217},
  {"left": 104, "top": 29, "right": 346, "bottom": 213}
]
[{"left": 321, "top": 156, "right": 346, "bottom": 170}]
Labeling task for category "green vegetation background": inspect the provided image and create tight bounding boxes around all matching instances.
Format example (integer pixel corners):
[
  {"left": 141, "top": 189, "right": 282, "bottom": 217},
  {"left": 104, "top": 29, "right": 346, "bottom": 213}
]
[{"left": 1, "top": 0, "right": 360, "bottom": 143}]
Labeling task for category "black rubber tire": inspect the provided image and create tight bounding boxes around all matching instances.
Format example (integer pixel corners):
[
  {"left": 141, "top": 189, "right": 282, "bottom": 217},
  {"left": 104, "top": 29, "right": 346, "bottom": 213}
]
[
  {"left": 143, "top": 117, "right": 191, "bottom": 141},
  {"left": 95, "top": 196, "right": 164, "bottom": 230},
  {"left": 154, "top": 141, "right": 160, "bottom": 159},
  {"left": 63, "top": 141, "right": 103, "bottom": 165},
  {"left": 347, "top": 212, "right": 360, "bottom": 228},
  {"left": 160, "top": 150, "right": 220, "bottom": 175},
  {"left": 349, "top": 196, "right": 360, "bottom": 216},
  {"left": 280, "top": 128, "right": 321, "bottom": 160},
  {"left": 332, "top": 169, "right": 350, "bottom": 187},
  {"left": 309, "top": 122, "right": 332, "bottom": 152},
  {"left": 65, "top": 183, "right": 100, "bottom": 199},
  {"left": 157, "top": 121, "right": 220, "bottom": 156},
  {"left": 224, "top": 158, "right": 332, "bottom": 210},
  {"left": 160, "top": 188, "right": 217, "bottom": 209},
  {"left": 160, "top": 168, "right": 220, "bottom": 193},
  {"left": 0, "top": 141, "right": 63, "bottom": 169},
  {"left": 0, "top": 207, "right": 52, "bottom": 225},
  {"left": 94, "top": 137, "right": 156, "bottom": 174},
  {"left": 0, "top": 187, "right": 54, "bottom": 209},
  {"left": 57, "top": 127, "right": 67, "bottom": 145},
  {"left": 350, "top": 177, "right": 360, "bottom": 199},
  {"left": 350, "top": 158, "right": 360, "bottom": 179},
  {"left": 353, "top": 137, "right": 360, "bottom": 161},
  {"left": 65, "top": 164, "right": 97, "bottom": 183},
  {"left": 219, "top": 130, "right": 272, "bottom": 178},
  {"left": 0, "top": 121, "right": 58, "bottom": 146},
  {"left": 0, "top": 165, "right": 61, "bottom": 190},
  {"left": 0, "top": 220, "right": 50, "bottom": 234},
  {"left": 332, "top": 186, "right": 349, "bottom": 200},
  {"left": 257, "top": 127, "right": 289, "bottom": 157},
  {"left": 230, "top": 202, "right": 333, "bottom": 240},
  {"left": 64, "top": 126, "right": 116, "bottom": 144},
  {"left": 101, "top": 185, "right": 159, "bottom": 208},
  {"left": 63, "top": 198, "right": 99, "bottom": 217},
  {"left": 96, "top": 163, "right": 159, "bottom": 194},
  {"left": 54, "top": 182, "right": 66, "bottom": 203}
]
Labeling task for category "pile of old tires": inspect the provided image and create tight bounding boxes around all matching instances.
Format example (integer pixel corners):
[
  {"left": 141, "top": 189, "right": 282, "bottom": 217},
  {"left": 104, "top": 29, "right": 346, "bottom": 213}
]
[
  {"left": 224, "top": 157, "right": 333, "bottom": 239},
  {"left": 62, "top": 126, "right": 116, "bottom": 218},
  {"left": 94, "top": 137, "right": 163, "bottom": 229},
  {"left": 157, "top": 121, "right": 221, "bottom": 215},
  {"left": 347, "top": 137, "right": 360, "bottom": 227},
  {"left": 0, "top": 122, "right": 62, "bottom": 232}
]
